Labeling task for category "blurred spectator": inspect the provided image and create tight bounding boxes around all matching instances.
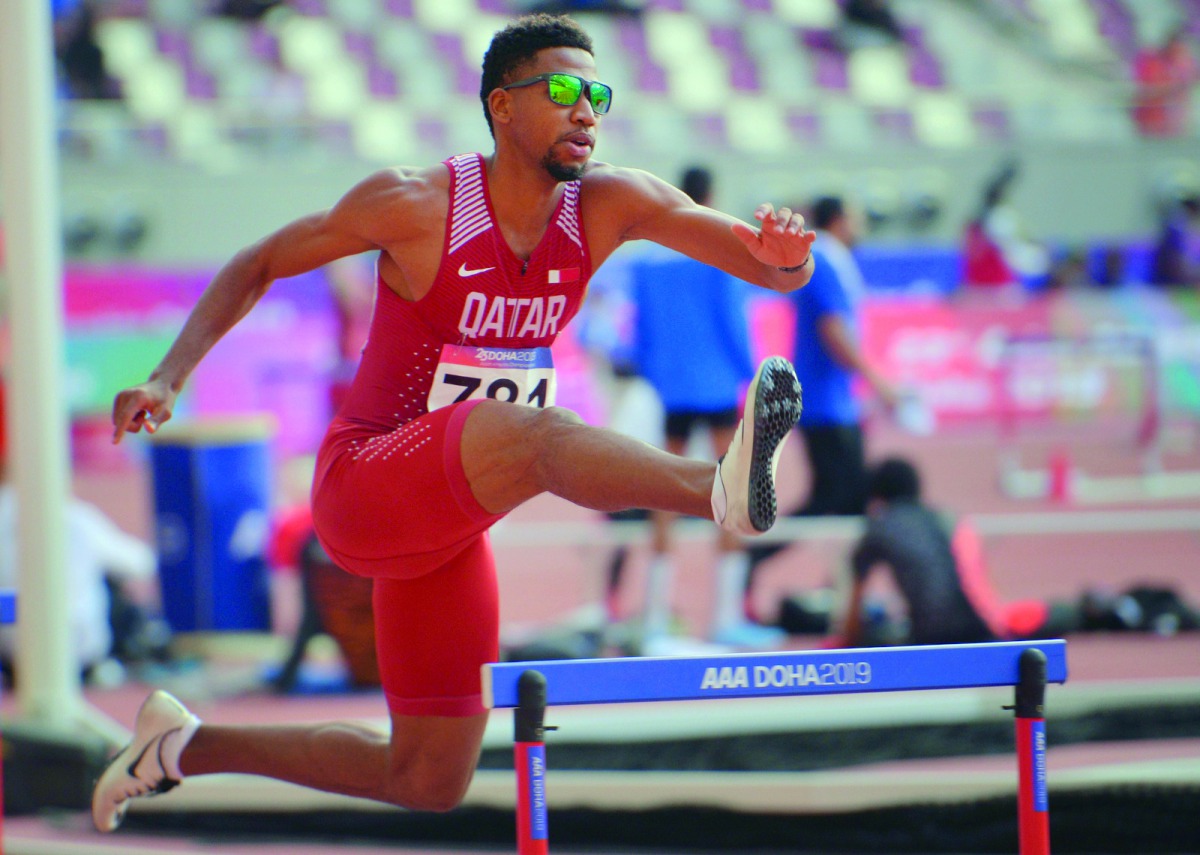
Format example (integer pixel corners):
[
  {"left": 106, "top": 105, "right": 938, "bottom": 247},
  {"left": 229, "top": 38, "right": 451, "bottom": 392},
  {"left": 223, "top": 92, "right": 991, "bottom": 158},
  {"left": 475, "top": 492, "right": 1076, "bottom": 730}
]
[
  {"left": 623, "top": 166, "right": 779, "bottom": 653},
  {"left": 960, "top": 159, "right": 1050, "bottom": 299},
  {"left": 53, "top": 0, "right": 120, "bottom": 100},
  {"left": 828, "top": 457, "right": 1065, "bottom": 647},
  {"left": 0, "top": 377, "right": 164, "bottom": 684},
  {"left": 745, "top": 196, "right": 898, "bottom": 617},
  {"left": 837, "top": 0, "right": 904, "bottom": 51},
  {"left": 1132, "top": 26, "right": 1198, "bottom": 139},
  {"left": 217, "top": 0, "right": 284, "bottom": 20},
  {"left": 820, "top": 457, "right": 1198, "bottom": 647},
  {"left": 1149, "top": 194, "right": 1200, "bottom": 287}
]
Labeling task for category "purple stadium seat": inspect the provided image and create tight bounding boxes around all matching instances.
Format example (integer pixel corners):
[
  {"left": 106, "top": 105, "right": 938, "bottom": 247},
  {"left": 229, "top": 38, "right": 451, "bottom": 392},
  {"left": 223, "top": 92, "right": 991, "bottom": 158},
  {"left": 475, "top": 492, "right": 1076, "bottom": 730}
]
[
  {"left": 786, "top": 108, "right": 823, "bottom": 146},
  {"left": 729, "top": 57, "right": 761, "bottom": 92},
  {"left": 1088, "top": 0, "right": 1136, "bottom": 61},
  {"left": 971, "top": 103, "right": 1012, "bottom": 143},
  {"left": 799, "top": 28, "right": 849, "bottom": 90},
  {"left": 799, "top": 27, "right": 839, "bottom": 52},
  {"left": 155, "top": 27, "right": 189, "bottom": 60},
  {"left": 690, "top": 112, "right": 727, "bottom": 147},
  {"left": 637, "top": 62, "right": 669, "bottom": 93},
  {"left": 908, "top": 47, "right": 944, "bottom": 88},
  {"left": 740, "top": 0, "right": 771, "bottom": 10},
  {"left": 367, "top": 62, "right": 399, "bottom": 98},
  {"left": 616, "top": 19, "right": 669, "bottom": 94},
  {"left": 383, "top": 0, "right": 414, "bottom": 16},
  {"left": 415, "top": 115, "right": 449, "bottom": 149},
  {"left": 185, "top": 66, "right": 217, "bottom": 99},
  {"left": 343, "top": 31, "right": 375, "bottom": 62},
  {"left": 872, "top": 107, "right": 915, "bottom": 143},
  {"left": 709, "top": 26, "right": 762, "bottom": 92},
  {"left": 247, "top": 25, "right": 280, "bottom": 63},
  {"left": 812, "top": 51, "right": 849, "bottom": 90}
]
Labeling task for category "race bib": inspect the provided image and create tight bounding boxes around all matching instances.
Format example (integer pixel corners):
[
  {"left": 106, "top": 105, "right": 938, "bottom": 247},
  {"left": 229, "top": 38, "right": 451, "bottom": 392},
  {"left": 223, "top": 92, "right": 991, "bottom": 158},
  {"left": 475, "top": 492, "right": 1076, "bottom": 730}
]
[{"left": 427, "top": 344, "right": 556, "bottom": 412}]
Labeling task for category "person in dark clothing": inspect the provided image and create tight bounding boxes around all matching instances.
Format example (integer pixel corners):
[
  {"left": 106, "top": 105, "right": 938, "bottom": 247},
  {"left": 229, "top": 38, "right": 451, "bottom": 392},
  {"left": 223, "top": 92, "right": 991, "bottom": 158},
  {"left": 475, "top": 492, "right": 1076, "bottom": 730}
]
[
  {"left": 833, "top": 457, "right": 997, "bottom": 647},
  {"left": 1149, "top": 194, "right": 1200, "bottom": 287}
]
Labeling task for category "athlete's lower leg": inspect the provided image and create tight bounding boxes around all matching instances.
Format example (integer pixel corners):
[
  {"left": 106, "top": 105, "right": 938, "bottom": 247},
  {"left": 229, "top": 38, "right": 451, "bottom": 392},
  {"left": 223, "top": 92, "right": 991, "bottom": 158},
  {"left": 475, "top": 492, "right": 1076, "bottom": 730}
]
[{"left": 180, "top": 712, "right": 488, "bottom": 812}]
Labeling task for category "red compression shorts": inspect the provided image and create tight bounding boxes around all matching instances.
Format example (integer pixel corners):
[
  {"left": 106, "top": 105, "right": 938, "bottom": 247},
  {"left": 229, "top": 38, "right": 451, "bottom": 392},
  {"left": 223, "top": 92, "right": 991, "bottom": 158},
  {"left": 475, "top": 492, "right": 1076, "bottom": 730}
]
[{"left": 312, "top": 400, "right": 504, "bottom": 717}]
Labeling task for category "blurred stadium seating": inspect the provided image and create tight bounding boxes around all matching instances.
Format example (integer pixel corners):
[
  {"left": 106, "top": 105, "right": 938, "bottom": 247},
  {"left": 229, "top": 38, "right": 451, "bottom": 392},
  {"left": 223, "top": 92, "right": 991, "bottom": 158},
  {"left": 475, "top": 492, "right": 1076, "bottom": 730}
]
[
  {"left": 74, "top": 0, "right": 1196, "bottom": 160},
  {"left": 50, "top": 0, "right": 1199, "bottom": 258}
]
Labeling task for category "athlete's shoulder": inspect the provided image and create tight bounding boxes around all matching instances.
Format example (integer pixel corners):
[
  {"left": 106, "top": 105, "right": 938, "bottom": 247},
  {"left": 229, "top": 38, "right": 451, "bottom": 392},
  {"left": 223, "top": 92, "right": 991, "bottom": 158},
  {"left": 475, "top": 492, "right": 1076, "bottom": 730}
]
[
  {"left": 346, "top": 163, "right": 451, "bottom": 207},
  {"left": 581, "top": 161, "right": 673, "bottom": 198},
  {"left": 332, "top": 163, "right": 451, "bottom": 243},
  {"left": 580, "top": 162, "right": 683, "bottom": 224}
]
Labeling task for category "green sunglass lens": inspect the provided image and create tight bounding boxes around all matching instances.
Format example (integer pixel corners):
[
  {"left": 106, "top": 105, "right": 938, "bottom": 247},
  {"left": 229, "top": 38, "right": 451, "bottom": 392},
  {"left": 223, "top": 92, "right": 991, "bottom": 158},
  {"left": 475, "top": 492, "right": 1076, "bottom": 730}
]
[
  {"left": 590, "top": 85, "right": 612, "bottom": 113},
  {"left": 547, "top": 75, "right": 583, "bottom": 106}
]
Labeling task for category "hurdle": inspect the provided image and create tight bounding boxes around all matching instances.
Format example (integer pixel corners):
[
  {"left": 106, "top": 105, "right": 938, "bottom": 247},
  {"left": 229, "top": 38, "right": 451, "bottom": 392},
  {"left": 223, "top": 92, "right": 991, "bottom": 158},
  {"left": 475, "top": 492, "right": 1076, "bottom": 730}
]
[
  {"left": 483, "top": 639, "right": 1067, "bottom": 855},
  {"left": 996, "top": 330, "right": 1200, "bottom": 504}
]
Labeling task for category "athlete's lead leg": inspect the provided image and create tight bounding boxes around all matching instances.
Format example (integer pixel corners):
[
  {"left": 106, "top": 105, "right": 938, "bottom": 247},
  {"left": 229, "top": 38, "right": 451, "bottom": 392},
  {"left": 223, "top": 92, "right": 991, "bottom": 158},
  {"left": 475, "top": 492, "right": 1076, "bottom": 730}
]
[{"left": 461, "top": 356, "right": 802, "bottom": 536}]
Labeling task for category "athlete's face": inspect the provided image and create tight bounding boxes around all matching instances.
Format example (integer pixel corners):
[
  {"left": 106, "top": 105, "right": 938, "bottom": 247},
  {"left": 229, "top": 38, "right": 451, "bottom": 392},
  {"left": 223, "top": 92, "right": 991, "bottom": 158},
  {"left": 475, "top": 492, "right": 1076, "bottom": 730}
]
[{"left": 505, "top": 47, "right": 603, "bottom": 182}]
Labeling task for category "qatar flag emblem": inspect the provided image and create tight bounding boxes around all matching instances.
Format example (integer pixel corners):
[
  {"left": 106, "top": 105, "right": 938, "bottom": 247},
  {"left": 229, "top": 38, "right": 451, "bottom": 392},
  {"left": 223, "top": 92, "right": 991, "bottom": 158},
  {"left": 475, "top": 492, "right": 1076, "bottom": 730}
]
[{"left": 547, "top": 268, "right": 579, "bottom": 284}]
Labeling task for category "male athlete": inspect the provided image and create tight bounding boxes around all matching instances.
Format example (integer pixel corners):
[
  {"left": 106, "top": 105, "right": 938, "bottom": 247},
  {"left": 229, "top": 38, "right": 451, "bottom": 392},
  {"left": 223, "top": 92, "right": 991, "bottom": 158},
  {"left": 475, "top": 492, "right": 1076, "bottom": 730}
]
[{"left": 94, "top": 13, "right": 813, "bottom": 829}]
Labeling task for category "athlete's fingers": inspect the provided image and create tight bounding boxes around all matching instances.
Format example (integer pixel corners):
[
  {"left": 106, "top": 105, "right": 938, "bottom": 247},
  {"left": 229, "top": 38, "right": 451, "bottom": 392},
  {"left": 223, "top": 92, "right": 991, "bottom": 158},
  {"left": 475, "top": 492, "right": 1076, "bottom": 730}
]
[
  {"left": 772, "top": 207, "right": 793, "bottom": 233},
  {"left": 752, "top": 203, "right": 776, "bottom": 224},
  {"left": 784, "top": 211, "right": 807, "bottom": 235},
  {"left": 112, "top": 390, "right": 161, "bottom": 443}
]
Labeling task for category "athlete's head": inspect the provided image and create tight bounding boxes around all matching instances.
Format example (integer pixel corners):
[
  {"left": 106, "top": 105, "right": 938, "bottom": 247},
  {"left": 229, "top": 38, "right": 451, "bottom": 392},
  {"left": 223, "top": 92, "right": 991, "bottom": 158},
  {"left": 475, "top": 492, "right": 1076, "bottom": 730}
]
[
  {"left": 680, "top": 166, "right": 713, "bottom": 206},
  {"left": 867, "top": 457, "right": 922, "bottom": 505},
  {"left": 811, "top": 195, "right": 862, "bottom": 247},
  {"left": 481, "top": 15, "right": 607, "bottom": 181}
]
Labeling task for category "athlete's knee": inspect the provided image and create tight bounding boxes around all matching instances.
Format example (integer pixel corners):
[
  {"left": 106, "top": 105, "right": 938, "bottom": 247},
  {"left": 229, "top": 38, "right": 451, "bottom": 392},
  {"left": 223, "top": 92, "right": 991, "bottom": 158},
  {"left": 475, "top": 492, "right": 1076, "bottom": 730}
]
[
  {"left": 381, "top": 757, "right": 475, "bottom": 812},
  {"left": 526, "top": 406, "right": 587, "bottom": 475}
]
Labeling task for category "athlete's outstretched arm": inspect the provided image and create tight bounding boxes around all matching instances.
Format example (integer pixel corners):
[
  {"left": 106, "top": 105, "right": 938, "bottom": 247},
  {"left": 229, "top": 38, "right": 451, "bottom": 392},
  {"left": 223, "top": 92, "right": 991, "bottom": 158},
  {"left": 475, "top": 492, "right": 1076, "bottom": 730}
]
[
  {"left": 112, "top": 170, "right": 401, "bottom": 442},
  {"left": 587, "top": 166, "right": 816, "bottom": 293}
]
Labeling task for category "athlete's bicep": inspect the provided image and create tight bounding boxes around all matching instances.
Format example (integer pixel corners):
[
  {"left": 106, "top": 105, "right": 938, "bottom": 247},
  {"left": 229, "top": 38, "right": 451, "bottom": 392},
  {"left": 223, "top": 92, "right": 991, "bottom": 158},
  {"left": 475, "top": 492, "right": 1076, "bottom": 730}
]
[{"left": 609, "top": 171, "right": 766, "bottom": 282}]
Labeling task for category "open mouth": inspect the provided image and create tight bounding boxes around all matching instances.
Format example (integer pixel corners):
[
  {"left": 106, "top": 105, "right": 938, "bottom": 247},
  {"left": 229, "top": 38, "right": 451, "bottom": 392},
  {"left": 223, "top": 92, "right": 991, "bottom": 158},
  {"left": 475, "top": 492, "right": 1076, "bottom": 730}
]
[{"left": 563, "top": 134, "right": 594, "bottom": 157}]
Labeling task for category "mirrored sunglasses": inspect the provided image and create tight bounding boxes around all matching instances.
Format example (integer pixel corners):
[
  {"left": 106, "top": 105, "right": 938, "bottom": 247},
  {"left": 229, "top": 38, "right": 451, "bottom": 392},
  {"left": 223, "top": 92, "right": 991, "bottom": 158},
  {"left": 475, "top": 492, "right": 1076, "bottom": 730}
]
[{"left": 500, "top": 72, "right": 613, "bottom": 115}]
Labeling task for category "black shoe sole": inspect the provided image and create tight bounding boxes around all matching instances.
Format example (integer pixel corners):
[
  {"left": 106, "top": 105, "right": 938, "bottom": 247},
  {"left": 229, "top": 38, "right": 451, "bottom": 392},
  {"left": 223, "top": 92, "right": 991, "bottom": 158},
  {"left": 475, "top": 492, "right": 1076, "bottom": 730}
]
[{"left": 747, "top": 357, "right": 803, "bottom": 532}]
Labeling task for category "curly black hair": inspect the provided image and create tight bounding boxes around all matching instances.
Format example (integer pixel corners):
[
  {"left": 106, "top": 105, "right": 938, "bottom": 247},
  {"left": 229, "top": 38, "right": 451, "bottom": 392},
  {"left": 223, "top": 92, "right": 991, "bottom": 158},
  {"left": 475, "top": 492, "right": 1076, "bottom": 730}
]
[{"left": 479, "top": 14, "right": 594, "bottom": 137}]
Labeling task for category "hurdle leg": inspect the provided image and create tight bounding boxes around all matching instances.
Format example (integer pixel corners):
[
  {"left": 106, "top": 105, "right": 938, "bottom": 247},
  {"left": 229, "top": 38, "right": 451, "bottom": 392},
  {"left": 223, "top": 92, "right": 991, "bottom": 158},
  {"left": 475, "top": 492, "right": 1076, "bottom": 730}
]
[
  {"left": 514, "top": 669, "right": 550, "bottom": 855},
  {"left": 1014, "top": 648, "right": 1050, "bottom": 855}
]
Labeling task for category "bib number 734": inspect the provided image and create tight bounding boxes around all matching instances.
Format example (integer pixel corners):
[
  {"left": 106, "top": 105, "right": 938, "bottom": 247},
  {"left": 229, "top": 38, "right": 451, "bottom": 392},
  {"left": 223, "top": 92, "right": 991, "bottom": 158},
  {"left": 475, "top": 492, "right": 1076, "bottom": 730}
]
[{"left": 427, "top": 344, "right": 557, "bottom": 412}]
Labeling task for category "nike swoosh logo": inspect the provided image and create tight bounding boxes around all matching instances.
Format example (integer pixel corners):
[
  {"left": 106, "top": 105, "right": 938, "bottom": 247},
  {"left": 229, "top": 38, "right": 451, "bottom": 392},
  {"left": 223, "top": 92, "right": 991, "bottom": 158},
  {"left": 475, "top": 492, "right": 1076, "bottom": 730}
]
[
  {"left": 125, "top": 726, "right": 183, "bottom": 792},
  {"left": 458, "top": 264, "right": 495, "bottom": 277}
]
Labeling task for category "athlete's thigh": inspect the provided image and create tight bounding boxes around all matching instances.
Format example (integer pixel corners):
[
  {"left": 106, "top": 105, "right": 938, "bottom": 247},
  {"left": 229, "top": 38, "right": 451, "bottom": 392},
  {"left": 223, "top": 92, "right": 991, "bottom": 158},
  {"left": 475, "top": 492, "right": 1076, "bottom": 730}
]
[
  {"left": 459, "top": 399, "right": 581, "bottom": 514},
  {"left": 314, "top": 401, "right": 503, "bottom": 563},
  {"left": 372, "top": 534, "right": 500, "bottom": 717}
]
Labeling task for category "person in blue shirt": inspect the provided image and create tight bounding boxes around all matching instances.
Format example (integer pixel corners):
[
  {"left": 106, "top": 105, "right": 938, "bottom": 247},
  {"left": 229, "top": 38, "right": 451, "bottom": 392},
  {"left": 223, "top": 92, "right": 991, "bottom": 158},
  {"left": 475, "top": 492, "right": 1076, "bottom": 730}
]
[
  {"left": 628, "top": 167, "right": 785, "bottom": 652},
  {"left": 745, "top": 196, "right": 897, "bottom": 618}
]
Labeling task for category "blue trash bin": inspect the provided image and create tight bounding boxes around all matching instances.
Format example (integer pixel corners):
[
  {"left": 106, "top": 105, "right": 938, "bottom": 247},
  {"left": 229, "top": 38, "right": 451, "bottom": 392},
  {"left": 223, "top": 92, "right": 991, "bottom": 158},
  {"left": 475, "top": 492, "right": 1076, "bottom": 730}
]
[{"left": 150, "top": 417, "right": 274, "bottom": 633}]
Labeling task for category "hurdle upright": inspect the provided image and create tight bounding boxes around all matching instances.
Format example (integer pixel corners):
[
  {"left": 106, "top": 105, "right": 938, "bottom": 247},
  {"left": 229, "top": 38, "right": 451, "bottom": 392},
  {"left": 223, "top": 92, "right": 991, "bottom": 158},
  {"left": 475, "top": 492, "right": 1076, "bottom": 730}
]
[{"left": 483, "top": 639, "right": 1067, "bottom": 855}]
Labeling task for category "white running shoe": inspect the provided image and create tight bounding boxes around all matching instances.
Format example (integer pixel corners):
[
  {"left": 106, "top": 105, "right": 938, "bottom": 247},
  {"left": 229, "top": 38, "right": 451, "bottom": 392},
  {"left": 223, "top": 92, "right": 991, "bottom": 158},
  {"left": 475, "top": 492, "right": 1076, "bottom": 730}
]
[
  {"left": 92, "top": 689, "right": 201, "bottom": 832},
  {"left": 712, "top": 356, "right": 802, "bottom": 536}
]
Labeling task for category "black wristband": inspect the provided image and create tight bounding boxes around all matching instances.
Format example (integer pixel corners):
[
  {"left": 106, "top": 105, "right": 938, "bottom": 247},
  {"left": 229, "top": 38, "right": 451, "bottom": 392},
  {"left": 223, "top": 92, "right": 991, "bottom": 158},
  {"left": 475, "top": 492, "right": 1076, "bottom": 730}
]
[{"left": 777, "top": 254, "right": 811, "bottom": 273}]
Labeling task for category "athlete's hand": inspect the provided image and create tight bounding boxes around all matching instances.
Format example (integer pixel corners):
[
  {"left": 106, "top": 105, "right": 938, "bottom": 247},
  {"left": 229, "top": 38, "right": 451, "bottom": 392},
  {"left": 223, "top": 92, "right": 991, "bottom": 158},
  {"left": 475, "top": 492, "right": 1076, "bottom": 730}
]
[
  {"left": 112, "top": 378, "right": 177, "bottom": 444},
  {"left": 730, "top": 203, "right": 816, "bottom": 270}
]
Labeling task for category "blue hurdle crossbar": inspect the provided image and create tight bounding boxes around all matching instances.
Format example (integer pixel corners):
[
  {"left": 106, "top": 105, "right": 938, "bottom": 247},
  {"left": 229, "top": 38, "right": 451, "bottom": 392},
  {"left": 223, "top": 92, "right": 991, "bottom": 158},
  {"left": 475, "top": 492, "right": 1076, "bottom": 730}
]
[
  {"left": 490, "top": 640, "right": 1066, "bottom": 855},
  {"left": 0, "top": 589, "right": 15, "bottom": 625},
  {"left": 482, "top": 639, "right": 1067, "bottom": 709}
]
